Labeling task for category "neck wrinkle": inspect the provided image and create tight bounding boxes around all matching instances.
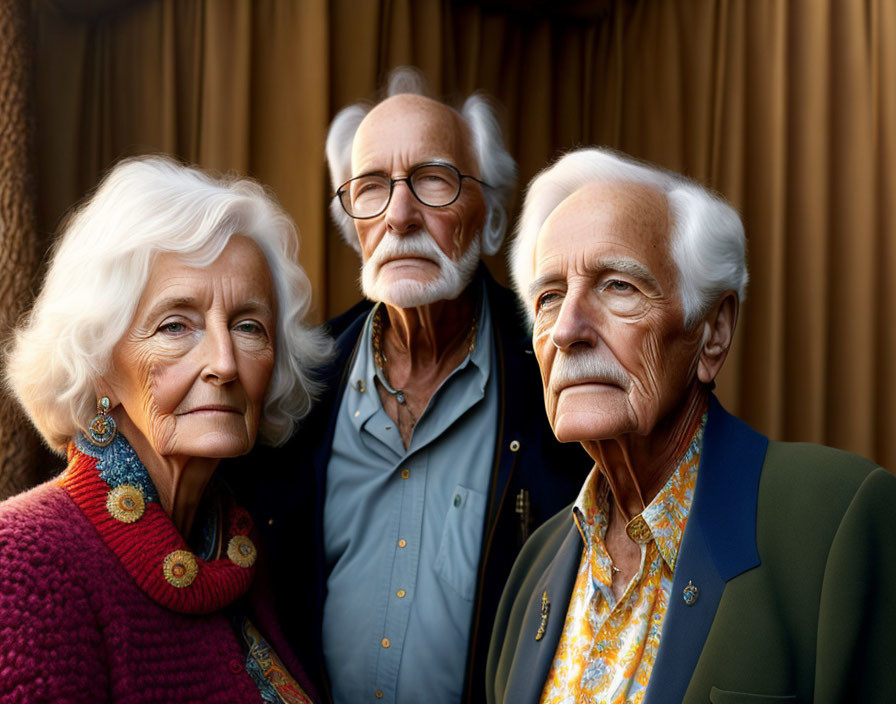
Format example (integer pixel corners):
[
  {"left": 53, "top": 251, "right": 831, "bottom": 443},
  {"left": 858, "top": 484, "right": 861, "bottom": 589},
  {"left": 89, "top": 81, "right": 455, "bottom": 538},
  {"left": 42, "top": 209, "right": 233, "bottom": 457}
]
[
  {"left": 116, "top": 423, "right": 218, "bottom": 538},
  {"left": 381, "top": 284, "right": 477, "bottom": 372},
  {"left": 593, "top": 384, "right": 710, "bottom": 520},
  {"left": 161, "top": 458, "right": 218, "bottom": 538}
]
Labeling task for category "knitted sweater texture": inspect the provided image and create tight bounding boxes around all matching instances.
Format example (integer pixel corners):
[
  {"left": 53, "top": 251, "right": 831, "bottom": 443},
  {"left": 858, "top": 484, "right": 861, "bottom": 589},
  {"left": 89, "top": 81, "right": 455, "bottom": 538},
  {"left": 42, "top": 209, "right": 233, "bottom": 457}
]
[{"left": 0, "top": 448, "right": 312, "bottom": 703}]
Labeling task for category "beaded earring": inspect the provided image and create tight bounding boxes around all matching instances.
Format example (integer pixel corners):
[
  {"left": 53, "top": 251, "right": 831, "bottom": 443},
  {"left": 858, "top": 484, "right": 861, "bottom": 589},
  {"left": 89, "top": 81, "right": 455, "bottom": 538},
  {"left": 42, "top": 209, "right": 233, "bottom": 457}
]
[{"left": 88, "top": 396, "right": 117, "bottom": 447}]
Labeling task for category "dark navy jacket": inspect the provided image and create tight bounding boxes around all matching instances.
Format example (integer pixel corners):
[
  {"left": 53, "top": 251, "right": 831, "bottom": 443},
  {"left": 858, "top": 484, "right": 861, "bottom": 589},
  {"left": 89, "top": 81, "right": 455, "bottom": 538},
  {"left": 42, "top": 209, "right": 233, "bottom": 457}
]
[{"left": 228, "top": 268, "right": 589, "bottom": 703}]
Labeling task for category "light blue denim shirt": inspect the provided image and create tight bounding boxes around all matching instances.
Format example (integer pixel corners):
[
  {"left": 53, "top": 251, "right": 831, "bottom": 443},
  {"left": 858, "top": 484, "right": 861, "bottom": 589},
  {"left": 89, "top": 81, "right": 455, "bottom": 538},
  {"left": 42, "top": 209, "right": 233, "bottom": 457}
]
[{"left": 322, "top": 290, "right": 497, "bottom": 704}]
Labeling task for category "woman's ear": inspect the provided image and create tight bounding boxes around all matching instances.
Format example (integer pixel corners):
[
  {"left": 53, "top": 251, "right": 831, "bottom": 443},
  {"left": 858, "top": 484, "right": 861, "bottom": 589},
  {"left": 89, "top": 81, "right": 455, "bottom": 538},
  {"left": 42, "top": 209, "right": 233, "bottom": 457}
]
[{"left": 697, "top": 292, "right": 738, "bottom": 384}]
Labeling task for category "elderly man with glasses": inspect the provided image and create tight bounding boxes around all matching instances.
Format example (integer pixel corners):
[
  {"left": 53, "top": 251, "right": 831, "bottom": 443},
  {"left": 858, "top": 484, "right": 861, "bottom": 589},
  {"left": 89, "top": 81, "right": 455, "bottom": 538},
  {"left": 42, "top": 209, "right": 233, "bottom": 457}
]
[{"left": 232, "top": 69, "right": 588, "bottom": 704}]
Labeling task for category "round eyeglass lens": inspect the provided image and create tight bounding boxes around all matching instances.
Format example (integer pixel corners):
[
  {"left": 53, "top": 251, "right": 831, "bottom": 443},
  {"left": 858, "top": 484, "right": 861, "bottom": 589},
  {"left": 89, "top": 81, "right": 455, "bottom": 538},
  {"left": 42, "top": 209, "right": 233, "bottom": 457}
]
[
  {"left": 409, "top": 164, "right": 461, "bottom": 206},
  {"left": 347, "top": 175, "right": 391, "bottom": 218}
]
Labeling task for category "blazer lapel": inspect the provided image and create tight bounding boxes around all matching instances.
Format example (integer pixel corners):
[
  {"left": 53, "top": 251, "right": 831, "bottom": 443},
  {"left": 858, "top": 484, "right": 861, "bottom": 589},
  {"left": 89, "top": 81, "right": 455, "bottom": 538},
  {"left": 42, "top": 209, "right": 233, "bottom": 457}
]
[
  {"left": 504, "top": 520, "right": 582, "bottom": 704},
  {"left": 645, "top": 395, "right": 769, "bottom": 704}
]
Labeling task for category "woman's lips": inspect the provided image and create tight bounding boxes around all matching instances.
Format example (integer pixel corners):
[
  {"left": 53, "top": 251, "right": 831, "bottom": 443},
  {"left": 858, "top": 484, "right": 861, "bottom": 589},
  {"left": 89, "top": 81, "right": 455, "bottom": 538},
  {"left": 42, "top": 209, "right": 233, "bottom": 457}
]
[{"left": 177, "top": 405, "right": 242, "bottom": 415}]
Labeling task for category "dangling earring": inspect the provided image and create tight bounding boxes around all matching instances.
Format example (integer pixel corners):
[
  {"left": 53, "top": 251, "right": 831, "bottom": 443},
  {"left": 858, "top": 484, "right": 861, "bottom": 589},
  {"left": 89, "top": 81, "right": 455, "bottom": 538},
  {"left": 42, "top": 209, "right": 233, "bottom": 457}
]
[{"left": 88, "top": 397, "right": 117, "bottom": 447}]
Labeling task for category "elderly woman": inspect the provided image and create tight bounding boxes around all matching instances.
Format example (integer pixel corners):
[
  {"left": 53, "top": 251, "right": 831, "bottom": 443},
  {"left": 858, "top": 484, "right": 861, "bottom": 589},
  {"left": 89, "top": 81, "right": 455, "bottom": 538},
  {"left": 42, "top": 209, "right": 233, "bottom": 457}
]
[{"left": 0, "top": 156, "right": 330, "bottom": 703}]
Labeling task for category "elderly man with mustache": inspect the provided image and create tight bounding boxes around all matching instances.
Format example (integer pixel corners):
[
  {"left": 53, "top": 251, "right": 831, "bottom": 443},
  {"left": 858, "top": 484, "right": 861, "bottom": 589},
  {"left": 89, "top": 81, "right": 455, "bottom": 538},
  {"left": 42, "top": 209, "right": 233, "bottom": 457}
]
[
  {"left": 231, "top": 69, "right": 588, "bottom": 704},
  {"left": 486, "top": 147, "right": 896, "bottom": 704}
]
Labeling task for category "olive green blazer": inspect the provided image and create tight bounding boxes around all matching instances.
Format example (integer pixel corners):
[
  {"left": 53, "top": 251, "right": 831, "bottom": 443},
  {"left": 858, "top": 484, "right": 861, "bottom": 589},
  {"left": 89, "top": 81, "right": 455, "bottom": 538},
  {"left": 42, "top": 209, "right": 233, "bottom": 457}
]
[{"left": 486, "top": 397, "right": 896, "bottom": 703}]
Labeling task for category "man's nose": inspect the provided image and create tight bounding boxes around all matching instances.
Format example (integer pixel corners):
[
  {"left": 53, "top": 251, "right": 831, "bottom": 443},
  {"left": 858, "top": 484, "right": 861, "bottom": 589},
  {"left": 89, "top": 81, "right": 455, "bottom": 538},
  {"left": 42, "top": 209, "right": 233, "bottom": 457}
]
[
  {"left": 384, "top": 180, "right": 423, "bottom": 235},
  {"left": 201, "top": 325, "right": 239, "bottom": 384},
  {"left": 549, "top": 293, "right": 599, "bottom": 351}
]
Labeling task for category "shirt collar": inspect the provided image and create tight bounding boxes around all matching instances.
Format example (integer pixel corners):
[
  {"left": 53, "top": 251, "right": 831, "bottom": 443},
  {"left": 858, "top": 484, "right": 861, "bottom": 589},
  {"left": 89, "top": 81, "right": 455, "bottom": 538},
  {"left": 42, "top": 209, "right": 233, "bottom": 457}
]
[
  {"left": 572, "top": 415, "right": 706, "bottom": 572},
  {"left": 572, "top": 465, "right": 608, "bottom": 546},
  {"left": 641, "top": 419, "right": 704, "bottom": 570}
]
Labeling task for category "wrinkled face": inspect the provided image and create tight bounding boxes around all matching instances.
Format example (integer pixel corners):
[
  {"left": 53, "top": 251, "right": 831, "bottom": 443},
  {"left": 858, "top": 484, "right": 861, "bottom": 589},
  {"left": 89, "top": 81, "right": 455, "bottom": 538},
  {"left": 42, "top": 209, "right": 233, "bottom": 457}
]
[
  {"left": 528, "top": 182, "right": 704, "bottom": 443},
  {"left": 351, "top": 94, "right": 486, "bottom": 306},
  {"left": 106, "top": 236, "right": 276, "bottom": 460}
]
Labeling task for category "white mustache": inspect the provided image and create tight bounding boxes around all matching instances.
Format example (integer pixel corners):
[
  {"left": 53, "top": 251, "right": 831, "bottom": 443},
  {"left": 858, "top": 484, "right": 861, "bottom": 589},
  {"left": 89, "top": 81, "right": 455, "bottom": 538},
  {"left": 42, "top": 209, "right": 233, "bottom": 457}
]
[
  {"left": 550, "top": 351, "right": 630, "bottom": 392},
  {"left": 368, "top": 230, "right": 445, "bottom": 271}
]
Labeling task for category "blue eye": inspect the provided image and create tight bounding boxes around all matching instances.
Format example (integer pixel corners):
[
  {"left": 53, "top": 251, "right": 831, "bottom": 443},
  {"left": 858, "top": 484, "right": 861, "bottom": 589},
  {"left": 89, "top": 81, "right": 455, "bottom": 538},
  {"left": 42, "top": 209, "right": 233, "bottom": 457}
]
[
  {"left": 605, "top": 280, "right": 634, "bottom": 293},
  {"left": 536, "top": 291, "right": 562, "bottom": 313},
  {"left": 234, "top": 321, "right": 264, "bottom": 335},
  {"left": 158, "top": 322, "right": 186, "bottom": 334}
]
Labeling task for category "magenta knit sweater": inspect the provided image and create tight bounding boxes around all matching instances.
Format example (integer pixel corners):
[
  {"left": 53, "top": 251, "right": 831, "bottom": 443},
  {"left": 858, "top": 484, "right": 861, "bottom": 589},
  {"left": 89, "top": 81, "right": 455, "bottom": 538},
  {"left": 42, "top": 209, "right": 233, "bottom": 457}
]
[{"left": 0, "top": 450, "right": 315, "bottom": 703}]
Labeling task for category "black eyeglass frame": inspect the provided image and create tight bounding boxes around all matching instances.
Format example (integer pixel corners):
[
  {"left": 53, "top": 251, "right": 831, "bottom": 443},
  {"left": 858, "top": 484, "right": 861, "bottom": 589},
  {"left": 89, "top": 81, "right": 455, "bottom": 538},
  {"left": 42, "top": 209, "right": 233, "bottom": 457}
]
[{"left": 334, "top": 161, "right": 490, "bottom": 220}]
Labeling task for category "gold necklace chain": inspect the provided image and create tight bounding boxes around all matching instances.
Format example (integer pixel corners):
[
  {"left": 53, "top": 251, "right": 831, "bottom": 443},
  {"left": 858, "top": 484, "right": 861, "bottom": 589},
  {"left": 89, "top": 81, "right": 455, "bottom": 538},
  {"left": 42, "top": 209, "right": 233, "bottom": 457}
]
[{"left": 370, "top": 302, "right": 479, "bottom": 411}]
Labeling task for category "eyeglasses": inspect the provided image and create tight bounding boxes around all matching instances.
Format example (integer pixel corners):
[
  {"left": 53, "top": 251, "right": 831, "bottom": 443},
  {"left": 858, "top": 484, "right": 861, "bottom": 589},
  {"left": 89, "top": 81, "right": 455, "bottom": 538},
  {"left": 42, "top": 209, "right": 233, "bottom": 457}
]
[{"left": 335, "top": 162, "right": 489, "bottom": 219}]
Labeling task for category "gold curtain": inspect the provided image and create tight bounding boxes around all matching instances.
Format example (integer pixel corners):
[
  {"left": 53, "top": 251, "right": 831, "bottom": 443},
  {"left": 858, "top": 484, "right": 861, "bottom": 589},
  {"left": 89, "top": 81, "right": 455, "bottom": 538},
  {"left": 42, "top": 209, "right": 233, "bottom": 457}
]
[{"left": 25, "top": 0, "right": 896, "bottom": 481}]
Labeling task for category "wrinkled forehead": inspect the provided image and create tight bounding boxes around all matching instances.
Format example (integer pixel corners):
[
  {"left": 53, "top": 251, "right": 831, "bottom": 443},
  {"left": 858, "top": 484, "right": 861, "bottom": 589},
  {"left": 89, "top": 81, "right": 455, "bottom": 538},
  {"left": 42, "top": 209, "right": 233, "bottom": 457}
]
[
  {"left": 534, "top": 181, "right": 674, "bottom": 279},
  {"left": 141, "top": 235, "right": 274, "bottom": 298},
  {"left": 351, "top": 94, "right": 478, "bottom": 176}
]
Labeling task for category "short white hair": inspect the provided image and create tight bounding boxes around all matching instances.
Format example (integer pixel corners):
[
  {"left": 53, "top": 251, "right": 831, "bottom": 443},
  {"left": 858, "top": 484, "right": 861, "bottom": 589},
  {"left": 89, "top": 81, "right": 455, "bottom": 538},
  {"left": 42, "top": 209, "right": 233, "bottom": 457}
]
[
  {"left": 510, "top": 147, "right": 748, "bottom": 327},
  {"left": 5, "top": 155, "right": 333, "bottom": 452},
  {"left": 325, "top": 66, "right": 517, "bottom": 256}
]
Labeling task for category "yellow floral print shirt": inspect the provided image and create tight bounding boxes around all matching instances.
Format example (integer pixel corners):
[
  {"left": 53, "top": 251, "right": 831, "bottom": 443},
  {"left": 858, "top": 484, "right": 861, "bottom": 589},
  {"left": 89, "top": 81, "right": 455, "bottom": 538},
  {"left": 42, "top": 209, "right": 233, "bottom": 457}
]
[{"left": 539, "top": 419, "right": 705, "bottom": 704}]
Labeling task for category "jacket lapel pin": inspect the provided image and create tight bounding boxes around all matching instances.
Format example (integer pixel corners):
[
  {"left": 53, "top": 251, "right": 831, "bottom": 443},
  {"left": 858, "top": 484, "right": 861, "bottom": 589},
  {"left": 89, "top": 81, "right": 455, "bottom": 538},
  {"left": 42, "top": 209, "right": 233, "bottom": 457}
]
[
  {"left": 683, "top": 580, "right": 699, "bottom": 605},
  {"left": 535, "top": 590, "right": 551, "bottom": 640}
]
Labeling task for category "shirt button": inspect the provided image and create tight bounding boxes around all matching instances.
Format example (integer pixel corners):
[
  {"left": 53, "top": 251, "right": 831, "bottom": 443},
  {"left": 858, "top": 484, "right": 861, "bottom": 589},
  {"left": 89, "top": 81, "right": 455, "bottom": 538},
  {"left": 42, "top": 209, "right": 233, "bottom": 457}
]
[
  {"left": 398, "top": 539, "right": 407, "bottom": 548},
  {"left": 626, "top": 514, "right": 652, "bottom": 544},
  {"left": 454, "top": 494, "right": 462, "bottom": 507},
  {"left": 396, "top": 589, "right": 406, "bottom": 598},
  {"left": 400, "top": 469, "right": 410, "bottom": 479},
  {"left": 375, "top": 691, "right": 384, "bottom": 699},
  {"left": 228, "top": 659, "right": 242, "bottom": 673},
  {"left": 381, "top": 638, "right": 391, "bottom": 648}
]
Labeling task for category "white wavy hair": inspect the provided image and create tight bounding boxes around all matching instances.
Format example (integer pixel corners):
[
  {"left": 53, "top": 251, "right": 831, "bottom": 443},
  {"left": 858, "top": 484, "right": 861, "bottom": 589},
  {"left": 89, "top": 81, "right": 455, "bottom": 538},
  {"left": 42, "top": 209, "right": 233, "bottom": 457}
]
[
  {"left": 511, "top": 147, "right": 748, "bottom": 328},
  {"left": 5, "top": 155, "right": 333, "bottom": 453},
  {"left": 325, "top": 66, "right": 517, "bottom": 256}
]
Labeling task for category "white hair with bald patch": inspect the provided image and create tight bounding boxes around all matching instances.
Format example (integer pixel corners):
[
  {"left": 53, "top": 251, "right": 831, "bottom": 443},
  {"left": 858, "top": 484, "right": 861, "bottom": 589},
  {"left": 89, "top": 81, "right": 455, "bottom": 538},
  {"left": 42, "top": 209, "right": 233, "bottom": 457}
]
[
  {"left": 510, "top": 147, "right": 748, "bottom": 328},
  {"left": 325, "top": 66, "right": 517, "bottom": 256},
  {"left": 5, "top": 155, "right": 333, "bottom": 452}
]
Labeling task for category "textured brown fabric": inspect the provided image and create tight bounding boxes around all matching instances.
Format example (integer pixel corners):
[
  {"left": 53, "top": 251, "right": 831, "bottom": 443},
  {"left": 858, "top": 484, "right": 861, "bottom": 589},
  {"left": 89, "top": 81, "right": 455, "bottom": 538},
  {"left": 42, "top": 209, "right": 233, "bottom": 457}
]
[
  {"left": 0, "top": 0, "right": 55, "bottom": 498},
  {"left": 2, "top": 0, "right": 891, "bottom": 494}
]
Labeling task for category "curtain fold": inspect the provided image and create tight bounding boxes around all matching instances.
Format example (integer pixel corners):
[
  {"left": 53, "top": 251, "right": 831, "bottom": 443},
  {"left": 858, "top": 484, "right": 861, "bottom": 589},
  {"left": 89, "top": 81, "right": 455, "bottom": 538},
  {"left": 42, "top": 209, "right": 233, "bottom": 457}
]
[{"left": 20, "top": 0, "right": 896, "bottom": 479}]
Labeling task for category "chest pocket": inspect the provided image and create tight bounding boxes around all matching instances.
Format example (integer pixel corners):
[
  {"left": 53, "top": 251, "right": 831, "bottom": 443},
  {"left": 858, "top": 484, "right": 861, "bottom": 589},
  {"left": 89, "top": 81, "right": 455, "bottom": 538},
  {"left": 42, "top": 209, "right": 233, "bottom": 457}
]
[{"left": 434, "top": 484, "right": 488, "bottom": 601}]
